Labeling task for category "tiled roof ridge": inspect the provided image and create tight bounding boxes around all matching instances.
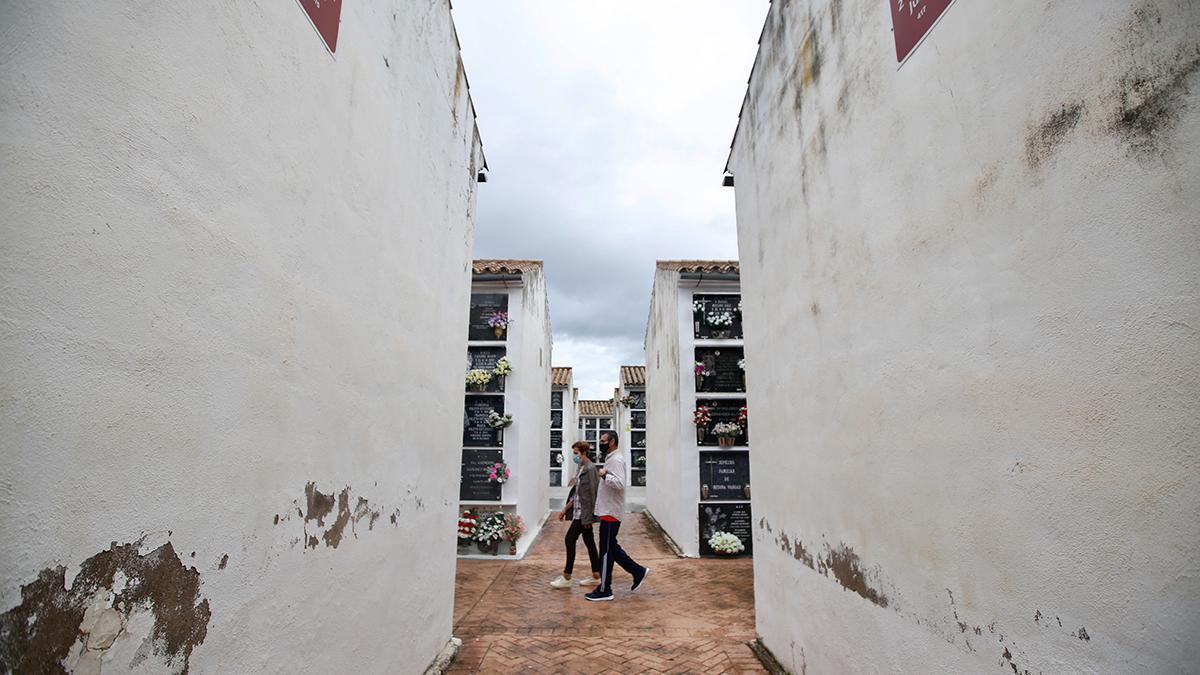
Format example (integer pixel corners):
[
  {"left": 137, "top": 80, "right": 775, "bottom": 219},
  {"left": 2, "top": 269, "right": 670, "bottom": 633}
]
[
  {"left": 473, "top": 259, "right": 544, "bottom": 274},
  {"left": 655, "top": 260, "right": 740, "bottom": 273}
]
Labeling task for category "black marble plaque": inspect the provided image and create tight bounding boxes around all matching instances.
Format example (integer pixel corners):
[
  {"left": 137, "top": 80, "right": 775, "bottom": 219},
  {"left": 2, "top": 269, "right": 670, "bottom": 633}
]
[
  {"left": 550, "top": 410, "right": 563, "bottom": 429},
  {"left": 630, "top": 448, "right": 647, "bottom": 471},
  {"left": 699, "top": 452, "right": 750, "bottom": 501},
  {"left": 628, "top": 391, "right": 647, "bottom": 410},
  {"left": 698, "top": 502, "right": 753, "bottom": 556},
  {"left": 630, "top": 430, "right": 647, "bottom": 450},
  {"left": 631, "top": 470, "right": 647, "bottom": 487},
  {"left": 466, "top": 347, "right": 507, "bottom": 392},
  {"left": 694, "top": 347, "right": 746, "bottom": 393},
  {"left": 551, "top": 390, "right": 564, "bottom": 409},
  {"left": 463, "top": 395, "right": 504, "bottom": 447},
  {"left": 550, "top": 449, "right": 564, "bottom": 467},
  {"left": 460, "top": 448, "right": 503, "bottom": 501},
  {"left": 468, "top": 293, "right": 509, "bottom": 341},
  {"left": 550, "top": 429, "right": 563, "bottom": 449},
  {"left": 693, "top": 294, "right": 743, "bottom": 340},
  {"left": 598, "top": 418, "right": 612, "bottom": 430},
  {"left": 549, "top": 469, "right": 562, "bottom": 487},
  {"left": 631, "top": 410, "right": 647, "bottom": 429},
  {"left": 695, "top": 399, "right": 748, "bottom": 447}
]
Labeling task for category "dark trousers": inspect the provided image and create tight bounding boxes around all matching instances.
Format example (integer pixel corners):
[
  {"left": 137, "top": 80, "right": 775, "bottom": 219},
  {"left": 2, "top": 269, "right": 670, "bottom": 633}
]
[
  {"left": 598, "top": 519, "right": 645, "bottom": 594},
  {"left": 564, "top": 519, "right": 600, "bottom": 576}
]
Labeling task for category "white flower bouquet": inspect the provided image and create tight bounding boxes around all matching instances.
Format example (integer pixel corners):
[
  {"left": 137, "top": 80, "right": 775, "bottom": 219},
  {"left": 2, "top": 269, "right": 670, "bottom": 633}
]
[
  {"left": 486, "top": 411, "right": 514, "bottom": 429},
  {"left": 712, "top": 422, "right": 741, "bottom": 438},
  {"left": 474, "top": 512, "right": 505, "bottom": 543},
  {"left": 692, "top": 299, "right": 706, "bottom": 315},
  {"left": 493, "top": 357, "right": 513, "bottom": 376},
  {"left": 466, "top": 369, "right": 493, "bottom": 389},
  {"left": 708, "top": 531, "right": 745, "bottom": 555},
  {"left": 706, "top": 311, "right": 734, "bottom": 327}
]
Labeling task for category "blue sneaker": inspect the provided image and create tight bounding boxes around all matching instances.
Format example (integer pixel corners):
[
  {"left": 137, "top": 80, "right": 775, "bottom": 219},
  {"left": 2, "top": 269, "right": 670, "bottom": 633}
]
[
  {"left": 585, "top": 588, "right": 614, "bottom": 602},
  {"left": 631, "top": 567, "right": 649, "bottom": 592}
]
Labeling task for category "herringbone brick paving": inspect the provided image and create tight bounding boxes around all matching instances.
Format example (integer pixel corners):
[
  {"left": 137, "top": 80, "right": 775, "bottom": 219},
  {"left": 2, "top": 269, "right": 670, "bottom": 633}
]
[{"left": 451, "top": 513, "right": 762, "bottom": 674}]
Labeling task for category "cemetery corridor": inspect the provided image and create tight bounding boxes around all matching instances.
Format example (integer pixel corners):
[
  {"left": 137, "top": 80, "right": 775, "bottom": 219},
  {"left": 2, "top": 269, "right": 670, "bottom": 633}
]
[{"left": 451, "top": 513, "right": 763, "bottom": 674}]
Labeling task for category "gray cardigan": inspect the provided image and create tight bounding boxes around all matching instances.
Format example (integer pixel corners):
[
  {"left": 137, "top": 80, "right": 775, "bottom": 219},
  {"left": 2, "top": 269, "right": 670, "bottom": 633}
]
[{"left": 566, "top": 461, "right": 600, "bottom": 525}]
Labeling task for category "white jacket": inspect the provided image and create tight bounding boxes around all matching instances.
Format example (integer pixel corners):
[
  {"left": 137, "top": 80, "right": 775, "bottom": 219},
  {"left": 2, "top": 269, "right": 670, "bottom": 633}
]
[{"left": 594, "top": 450, "right": 627, "bottom": 520}]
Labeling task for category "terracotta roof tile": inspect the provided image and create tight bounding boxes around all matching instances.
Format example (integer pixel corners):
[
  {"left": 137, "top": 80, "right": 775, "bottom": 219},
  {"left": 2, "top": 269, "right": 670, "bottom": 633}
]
[
  {"left": 551, "top": 367, "right": 572, "bottom": 387},
  {"left": 620, "top": 365, "right": 646, "bottom": 386},
  {"left": 578, "top": 400, "right": 615, "bottom": 417},
  {"left": 473, "top": 259, "right": 543, "bottom": 275},
  {"left": 655, "top": 260, "right": 739, "bottom": 274}
]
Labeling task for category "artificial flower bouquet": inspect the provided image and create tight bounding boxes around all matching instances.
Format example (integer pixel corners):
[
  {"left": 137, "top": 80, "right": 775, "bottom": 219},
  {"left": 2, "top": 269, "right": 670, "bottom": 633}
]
[
  {"left": 487, "top": 461, "right": 510, "bottom": 484},
  {"left": 466, "top": 369, "right": 493, "bottom": 390},
  {"left": 458, "top": 510, "right": 478, "bottom": 540},
  {"left": 486, "top": 411, "right": 514, "bottom": 429},
  {"left": 709, "top": 531, "right": 745, "bottom": 555}
]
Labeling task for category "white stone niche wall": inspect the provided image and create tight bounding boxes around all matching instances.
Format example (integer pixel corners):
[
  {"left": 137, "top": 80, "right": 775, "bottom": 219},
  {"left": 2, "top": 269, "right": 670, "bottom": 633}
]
[
  {"left": 0, "top": 1, "right": 484, "bottom": 672},
  {"left": 727, "top": 0, "right": 1200, "bottom": 673}
]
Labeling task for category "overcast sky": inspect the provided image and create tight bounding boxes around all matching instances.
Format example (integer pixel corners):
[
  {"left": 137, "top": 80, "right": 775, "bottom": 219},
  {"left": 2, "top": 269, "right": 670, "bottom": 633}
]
[{"left": 453, "top": 2, "right": 768, "bottom": 399}]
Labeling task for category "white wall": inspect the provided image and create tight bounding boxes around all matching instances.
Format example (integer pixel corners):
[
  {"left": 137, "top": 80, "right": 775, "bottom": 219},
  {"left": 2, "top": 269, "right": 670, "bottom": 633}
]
[
  {"left": 645, "top": 269, "right": 690, "bottom": 552},
  {"left": 729, "top": 0, "right": 1200, "bottom": 673},
  {"left": 462, "top": 272, "right": 551, "bottom": 558},
  {"left": 0, "top": 1, "right": 482, "bottom": 672},
  {"left": 512, "top": 269, "right": 553, "bottom": 554}
]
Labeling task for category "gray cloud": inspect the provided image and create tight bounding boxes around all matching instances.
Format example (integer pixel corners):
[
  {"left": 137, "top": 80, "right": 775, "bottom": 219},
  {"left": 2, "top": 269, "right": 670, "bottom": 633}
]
[{"left": 454, "top": 1, "right": 766, "bottom": 397}]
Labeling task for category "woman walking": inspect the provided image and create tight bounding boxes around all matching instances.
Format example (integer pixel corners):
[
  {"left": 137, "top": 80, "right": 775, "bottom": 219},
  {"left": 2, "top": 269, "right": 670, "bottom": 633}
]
[{"left": 550, "top": 441, "right": 601, "bottom": 588}]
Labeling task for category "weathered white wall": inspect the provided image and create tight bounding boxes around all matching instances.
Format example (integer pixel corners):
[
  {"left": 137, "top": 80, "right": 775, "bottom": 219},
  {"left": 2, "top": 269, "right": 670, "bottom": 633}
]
[
  {"left": 512, "top": 269, "right": 553, "bottom": 554},
  {"left": 729, "top": 0, "right": 1200, "bottom": 672},
  {"left": 0, "top": 1, "right": 482, "bottom": 672},
  {"left": 645, "top": 268, "right": 690, "bottom": 551}
]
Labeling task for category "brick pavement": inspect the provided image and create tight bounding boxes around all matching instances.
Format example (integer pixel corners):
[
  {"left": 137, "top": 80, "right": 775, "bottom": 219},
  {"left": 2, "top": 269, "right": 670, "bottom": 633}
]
[{"left": 451, "top": 513, "right": 763, "bottom": 674}]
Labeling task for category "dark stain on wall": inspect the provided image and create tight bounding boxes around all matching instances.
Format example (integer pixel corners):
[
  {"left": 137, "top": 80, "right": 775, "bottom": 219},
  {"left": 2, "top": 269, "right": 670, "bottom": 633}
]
[
  {"left": 0, "top": 540, "right": 210, "bottom": 673},
  {"left": 1111, "top": 50, "right": 1200, "bottom": 154},
  {"left": 322, "top": 489, "right": 351, "bottom": 548},
  {"left": 1024, "top": 102, "right": 1084, "bottom": 168},
  {"left": 771, "top": 528, "right": 889, "bottom": 608},
  {"left": 301, "top": 483, "right": 387, "bottom": 549},
  {"left": 217, "top": 554, "right": 229, "bottom": 570},
  {"left": 304, "top": 481, "right": 336, "bottom": 526},
  {"left": 824, "top": 544, "right": 889, "bottom": 608}
]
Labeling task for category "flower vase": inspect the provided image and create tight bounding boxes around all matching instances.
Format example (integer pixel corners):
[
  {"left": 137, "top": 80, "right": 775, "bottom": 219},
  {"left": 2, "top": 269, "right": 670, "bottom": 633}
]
[
  {"left": 695, "top": 374, "right": 704, "bottom": 391},
  {"left": 696, "top": 427, "right": 706, "bottom": 444},
  {"left": 718, "top": 436, "right": 736, "bottom": 448},
  {"left": 496, "top": 375, "right": 505, "bottom": 391},
  {"left": 713, "top": 329, "right": 731, "bottom": 339},
  {"left": 509, "top": 542, "right": 517, "bottom": 555},
  {"left": 493, "top": 326, "right": 505, "bottom": 339},
  {"left": 744, "top": 484, "right": 752, "bottom": 499},
  {"left": 701, "top": 484, "right": 710, "bottom": 500},
  {"left": 476, "top": 539, "right": 497, "bottom": 555}
]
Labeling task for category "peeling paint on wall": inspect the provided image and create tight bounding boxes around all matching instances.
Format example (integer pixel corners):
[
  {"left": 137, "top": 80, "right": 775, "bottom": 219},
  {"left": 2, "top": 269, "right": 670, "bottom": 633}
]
[
  {"left": 294, "top": 483, "right": 395, "bottom": 550},
  {"left": 0, "top": 539, "right": 210, "bottom": 673}
]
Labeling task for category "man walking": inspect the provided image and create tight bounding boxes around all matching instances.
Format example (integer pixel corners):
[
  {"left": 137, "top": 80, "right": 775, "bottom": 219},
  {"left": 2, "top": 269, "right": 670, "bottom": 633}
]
[{"left": 585, "top": 431, "right": 649, "bottom": 601}]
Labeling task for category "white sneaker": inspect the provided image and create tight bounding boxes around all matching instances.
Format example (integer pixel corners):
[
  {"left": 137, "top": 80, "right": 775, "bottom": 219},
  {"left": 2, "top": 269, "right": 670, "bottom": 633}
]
[
  {"left": 549, "top": 576, "right": 574, "bottom": 589},
  {"left": 577, "top": 575, "right": 601, "bottom": 587}
]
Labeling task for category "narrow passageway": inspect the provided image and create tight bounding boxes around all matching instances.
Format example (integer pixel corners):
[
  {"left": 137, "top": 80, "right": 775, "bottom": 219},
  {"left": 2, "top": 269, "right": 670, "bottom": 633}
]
[{"left": 451, "top": 513, "right": 762, "bottom": 673}]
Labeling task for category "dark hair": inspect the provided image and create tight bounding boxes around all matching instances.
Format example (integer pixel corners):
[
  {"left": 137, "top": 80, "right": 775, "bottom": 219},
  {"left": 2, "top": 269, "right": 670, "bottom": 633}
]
[
  {"left": 571, "top": 441, "right": 591, "bottom": 453},
  {"left": 601, "top": 431, "right": 618, "bottom": 449}
]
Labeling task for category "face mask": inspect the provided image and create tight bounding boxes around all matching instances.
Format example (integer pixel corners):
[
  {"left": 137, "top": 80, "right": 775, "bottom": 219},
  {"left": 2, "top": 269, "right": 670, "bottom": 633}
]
[{"left": 573, "top": 454, "right": 582, "bottom": 465}]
